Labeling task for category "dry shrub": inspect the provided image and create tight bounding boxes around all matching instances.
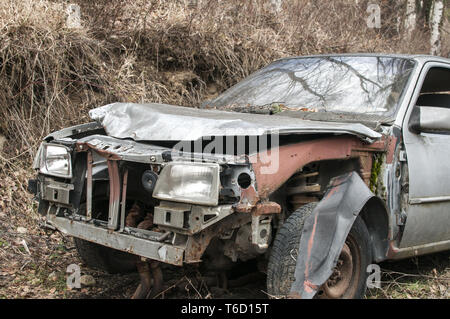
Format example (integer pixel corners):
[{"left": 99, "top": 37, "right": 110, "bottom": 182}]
[
  {"left": 78, "top": 0, "right": 430, "bottom": 85},
  {"left": 442, "top": 11, "right": 450, "bottom": 57},
  {"left": 0, "top": 0, "right": 111, "bottom": 160},
  {"left": 0, "top": 0, "right": 435, "bottom": 165}
]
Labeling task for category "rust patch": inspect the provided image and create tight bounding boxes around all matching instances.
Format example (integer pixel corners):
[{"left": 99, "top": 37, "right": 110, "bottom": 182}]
[
  {"left": 324, "top": 182, "right": 340, "bottom": 200},
  {"left": 119, "top": 169, "right": 128, "bottom": 231},
  {"left": 76, "top": 142, "right": 121, "bottom": 160},
  {"left": 184, "top": 213, "right": 252, "bottom": 263},
  {"left": 352, "top": 151, "right": 373, "bottom": 185},
  {"left": 86, "top": 151, "right": 93, "bottom": 219},
  {"left": 386, "top": 239, "right": 400, "bottom": 259},
  {"left": 184, "top": 231, "right": 214, "bottom": 263},
  {"left": 303, "top": 280, "right": 319, "bottom": 294},
  {"left": 385, "top": 136, "right": 398, "bottom": 164},
  {"left": 235, "top": 185, "right": 259, "bottom": 213},
  {"left": 107, "top": 160, "right": 121, "bottom": 203},
  {"left": 251, "top": 136, "right": 388, "bottom": 199},
  {"left": 251, "top": 202, "right": 281, "bottom": 216},
  {"left": 305, "top": 212, "right": 319, "bottom": 279}
]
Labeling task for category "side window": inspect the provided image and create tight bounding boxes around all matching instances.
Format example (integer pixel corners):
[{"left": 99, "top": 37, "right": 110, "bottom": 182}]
[
  {"left": 408, "top": 66, "right": 450, "bottom": 134},
  {"left": 415, "top": 67, "right": 450, "bottom": 108}
]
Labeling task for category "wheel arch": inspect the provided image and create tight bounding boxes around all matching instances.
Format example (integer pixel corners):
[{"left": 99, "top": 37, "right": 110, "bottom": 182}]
[
  {"left": 358, "top": 196, "right": 390, "bottom": 263},
  {"left": 289, "top": 171, "right": 381, "bottom": 298}
]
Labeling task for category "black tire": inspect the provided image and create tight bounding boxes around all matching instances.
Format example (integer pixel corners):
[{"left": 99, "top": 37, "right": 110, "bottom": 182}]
[
  {"left": 74, "top": 238, "right": 137, "bottom": 274},
  {"left": 267, "top": 203, "right": 372, "bottom": 299}
]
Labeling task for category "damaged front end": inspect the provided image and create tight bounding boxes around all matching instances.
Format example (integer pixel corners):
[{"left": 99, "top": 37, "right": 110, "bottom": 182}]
[
  {"left": 29, "top": 128, "right": 278, "bottom": 269},
  {"left": 29, "top": 101, "right": 393, "bottom": 299}
]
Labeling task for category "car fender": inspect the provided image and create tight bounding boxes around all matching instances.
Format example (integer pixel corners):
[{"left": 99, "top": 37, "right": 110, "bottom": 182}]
[{"left": 289, "top": 171, "right": 382, "bottom": 298}]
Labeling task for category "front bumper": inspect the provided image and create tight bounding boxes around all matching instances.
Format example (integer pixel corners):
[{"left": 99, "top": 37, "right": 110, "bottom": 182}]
[
  {"left": 40, "top": 199, "right": 238, "bottom": 266},
  {"left": 46, "top": 213, "right": 185, "bottom": 265}
]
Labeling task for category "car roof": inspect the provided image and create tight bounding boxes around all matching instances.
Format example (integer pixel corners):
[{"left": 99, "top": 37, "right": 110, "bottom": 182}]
[{"left": 275, "top": 53, "right": 450, "bottom": 64}]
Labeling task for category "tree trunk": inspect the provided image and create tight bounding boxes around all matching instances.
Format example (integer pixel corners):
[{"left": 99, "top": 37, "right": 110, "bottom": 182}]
[
  {"left": 405, "top": 0, "right": 417, "bottom": 37},
  {"left": 430, "top": 0, "right": 444, "bottom": 55}
]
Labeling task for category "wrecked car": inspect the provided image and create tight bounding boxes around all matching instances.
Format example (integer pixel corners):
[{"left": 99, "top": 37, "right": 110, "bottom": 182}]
[{"left": 28, "top": 54, "right": 450, "bottom": 299}]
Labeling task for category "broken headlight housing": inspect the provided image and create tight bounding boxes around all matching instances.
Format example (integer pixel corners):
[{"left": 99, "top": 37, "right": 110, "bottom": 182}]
[
  {"left": 38, "top": 143, "right": 72, "bottom": 179},
  {"left": 153, "top": 162, "right": 220, "bottom": 206}
]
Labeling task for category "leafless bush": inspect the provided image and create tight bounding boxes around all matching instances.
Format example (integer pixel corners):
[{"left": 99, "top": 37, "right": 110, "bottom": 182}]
[
  {"left": 0, "top": 0, "right": 111, "bottom": 160},
  {"left": 0, "top": 0, "right": 433, "bottom": 164}
]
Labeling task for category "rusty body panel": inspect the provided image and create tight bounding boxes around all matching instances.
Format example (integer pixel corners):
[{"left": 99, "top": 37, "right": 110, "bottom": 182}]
[
  {"left": 234, "top": 186, "right": 259, "bottom": 213},
  {"left": 119, "top": 169, "right": 128, "bottom": 232},
  {"left": 86, "top": 151, "right": 93, "bottom": 220},
  {"left": 184, "top": 213, "right": 252, "bottom": 263},
  {"left": 76, "top": 141, "right": 121, "bottom": 161},
  {"left": 289, "top": 172, "right": 382, "bottom": 299},
  {"left": 106, "top": 160, "right": 121, "bottom": 230},
  {"left": 251, "top": 202, "right": 281, "bottom": 216},
  {"left": 250, "top": 136, "right": 388, "bottom": 199}
]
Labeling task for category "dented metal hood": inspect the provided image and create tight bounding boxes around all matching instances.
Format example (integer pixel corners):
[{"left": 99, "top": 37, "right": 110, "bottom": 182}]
[{"left": 89, "top": 102, "right": 381, "bottom": 142}]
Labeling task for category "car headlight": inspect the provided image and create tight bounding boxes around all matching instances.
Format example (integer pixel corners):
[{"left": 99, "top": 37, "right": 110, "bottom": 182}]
[
  {"left": 38, "top": 143, "right": 72, "bottom": 178},
  {"left": 153, "top": 162, "right": 220, "bottom": 206}
]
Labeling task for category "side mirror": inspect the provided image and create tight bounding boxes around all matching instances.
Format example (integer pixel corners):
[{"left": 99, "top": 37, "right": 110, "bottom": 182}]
[{"left": 409, "top": 106, "right": 450, "bottom": 134}]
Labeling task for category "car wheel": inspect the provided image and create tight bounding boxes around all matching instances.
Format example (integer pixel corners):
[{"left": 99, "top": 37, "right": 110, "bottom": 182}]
[
  {"left": 74, "top": 238, "right": 137, "bottom": 274},
  {"left": 267, "top": 203, "right": 372, "bottom": 299}
]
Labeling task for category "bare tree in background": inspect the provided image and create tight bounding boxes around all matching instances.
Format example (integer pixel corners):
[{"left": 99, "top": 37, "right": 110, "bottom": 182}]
[
  {"left": 429, "top": 0, "right": 444, "bottom": 55},
  {"left": 402, "top": 0, "right": 446, "bottom": 56},
  {"left": 405, "top": 0, "right": 417, "bottom": 37}
]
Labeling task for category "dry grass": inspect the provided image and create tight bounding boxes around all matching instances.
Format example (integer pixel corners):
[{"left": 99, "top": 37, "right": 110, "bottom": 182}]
[
  {"left": 0, "top": 0, "right": 435, "bottom": 163},
  {"left": 366, "top": 252, "right": 450, "bottom": 299},
  {"left": 0, "top": 0, "right": 111, "bottom": 161}
]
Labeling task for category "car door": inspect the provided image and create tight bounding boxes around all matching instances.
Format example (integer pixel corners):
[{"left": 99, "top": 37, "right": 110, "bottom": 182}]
[{"left": 400, "top": 62, "right": 450, "bottom": 249}]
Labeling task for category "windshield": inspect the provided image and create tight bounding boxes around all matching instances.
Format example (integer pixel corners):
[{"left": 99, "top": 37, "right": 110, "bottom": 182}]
[{"left": 207, "top": 56, "right": 415, "bottom": 116}]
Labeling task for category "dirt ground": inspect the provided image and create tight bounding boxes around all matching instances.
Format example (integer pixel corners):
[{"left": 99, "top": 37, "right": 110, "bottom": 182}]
[
  {"left": 0, "top": 210, "right": 269, "bottom": 299},
  {"left": 0, "top": 182, "right": 448, "bottom": 299}
]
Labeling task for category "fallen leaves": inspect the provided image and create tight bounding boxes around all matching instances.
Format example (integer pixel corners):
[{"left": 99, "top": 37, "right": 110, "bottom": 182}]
[{"left": 80, "top": 275, "right": 96, "bottom": 287}]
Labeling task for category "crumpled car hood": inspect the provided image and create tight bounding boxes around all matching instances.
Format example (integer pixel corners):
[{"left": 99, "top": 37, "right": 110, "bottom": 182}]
[{"left": 89, "top": 102, "right": 381, "bottom": 141}]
